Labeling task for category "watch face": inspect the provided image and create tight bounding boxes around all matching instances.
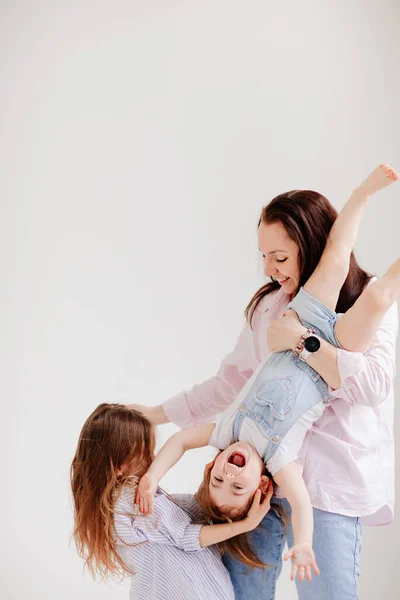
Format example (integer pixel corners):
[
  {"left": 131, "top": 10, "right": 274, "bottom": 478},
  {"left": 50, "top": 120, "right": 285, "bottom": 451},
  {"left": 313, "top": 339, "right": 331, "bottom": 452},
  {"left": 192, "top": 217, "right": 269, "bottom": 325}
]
[{"left": 304, "top": 336, "right": 320, "bottom": 353}]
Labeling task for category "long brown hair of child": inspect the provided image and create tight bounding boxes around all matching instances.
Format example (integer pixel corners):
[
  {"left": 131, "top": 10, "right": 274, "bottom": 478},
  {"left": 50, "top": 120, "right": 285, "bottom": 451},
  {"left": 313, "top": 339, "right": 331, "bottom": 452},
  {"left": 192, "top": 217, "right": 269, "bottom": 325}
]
[
  {"left": 194, "top": 454, "right": 287, "bottom": 571},
  {"left": 70, "top": 403, "right": 155, "bottom": 581}
]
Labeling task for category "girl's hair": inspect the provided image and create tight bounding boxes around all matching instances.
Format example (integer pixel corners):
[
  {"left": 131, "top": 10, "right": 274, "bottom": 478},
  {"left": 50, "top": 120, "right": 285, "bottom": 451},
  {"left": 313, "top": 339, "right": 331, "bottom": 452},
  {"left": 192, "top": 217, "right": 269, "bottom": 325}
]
[
  {"left": 70, "top": 403, "right": 155, "bottom": 580},
  {"left": 245, "top": 190, "right": 372, "bottom": 324},
  {"left": 195, "top": 454, "right": 287, "bottom": 570}
]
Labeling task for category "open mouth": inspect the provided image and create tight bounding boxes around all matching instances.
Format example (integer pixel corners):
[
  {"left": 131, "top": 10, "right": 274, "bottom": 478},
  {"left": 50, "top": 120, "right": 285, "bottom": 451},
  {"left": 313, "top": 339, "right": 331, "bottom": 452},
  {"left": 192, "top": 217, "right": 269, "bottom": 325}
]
[{"left": 227, "top": 451, "right": 246, "bottom": 469}]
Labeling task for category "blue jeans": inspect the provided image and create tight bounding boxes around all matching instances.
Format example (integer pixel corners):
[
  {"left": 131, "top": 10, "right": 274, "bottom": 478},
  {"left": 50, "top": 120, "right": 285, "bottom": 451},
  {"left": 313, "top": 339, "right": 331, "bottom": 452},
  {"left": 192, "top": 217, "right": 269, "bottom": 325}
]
[{"left": 222, "top": 498, "right": 362, "bottom": 600}]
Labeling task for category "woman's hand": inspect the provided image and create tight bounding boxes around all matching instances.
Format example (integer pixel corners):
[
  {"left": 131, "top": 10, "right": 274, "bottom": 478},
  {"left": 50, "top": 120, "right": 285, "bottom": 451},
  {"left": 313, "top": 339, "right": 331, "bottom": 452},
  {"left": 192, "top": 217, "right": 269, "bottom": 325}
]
[
  {"left": 135, "top": 472, "right": 159, "bottom": 515},
  {"left": 283, "top": 542, "right": 320, "bottom": 581},
  {"left": 244, "top": 482, "right": 274, "bottom": 531},
  {"left": 266, "top": 309, "right": 307, "bottom": 353},
  {"left": 126, "top": 404, "right": 169, "bottom": 425}
]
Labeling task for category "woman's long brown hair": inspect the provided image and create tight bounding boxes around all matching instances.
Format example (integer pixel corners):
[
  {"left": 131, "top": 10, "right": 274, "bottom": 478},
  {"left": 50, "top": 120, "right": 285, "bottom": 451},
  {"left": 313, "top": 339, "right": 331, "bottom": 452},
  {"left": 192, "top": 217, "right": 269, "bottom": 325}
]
[
  {"left": 246, "top": 190, "right": 372, "bottom": 324},
  {"left": 195, "top": 455, "right": 287, "bottom": 570},
  {"left": 70, "top": 403, "right": 155, "bottom": 580}
]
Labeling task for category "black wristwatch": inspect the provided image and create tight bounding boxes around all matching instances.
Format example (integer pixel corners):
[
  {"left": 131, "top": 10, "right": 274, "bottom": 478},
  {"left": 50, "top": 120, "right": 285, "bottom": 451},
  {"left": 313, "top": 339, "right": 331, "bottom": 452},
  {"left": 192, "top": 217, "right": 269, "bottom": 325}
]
[{"left": 299, "top": 333, "right": 321, "bottom": 361}]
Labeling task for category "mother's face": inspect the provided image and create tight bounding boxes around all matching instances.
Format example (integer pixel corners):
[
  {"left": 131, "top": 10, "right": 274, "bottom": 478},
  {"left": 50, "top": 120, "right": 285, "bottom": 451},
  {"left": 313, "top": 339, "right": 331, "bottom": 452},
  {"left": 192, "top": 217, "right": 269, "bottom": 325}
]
[{"left": 258, "top": 221, "right": 301, "bottom": 296}]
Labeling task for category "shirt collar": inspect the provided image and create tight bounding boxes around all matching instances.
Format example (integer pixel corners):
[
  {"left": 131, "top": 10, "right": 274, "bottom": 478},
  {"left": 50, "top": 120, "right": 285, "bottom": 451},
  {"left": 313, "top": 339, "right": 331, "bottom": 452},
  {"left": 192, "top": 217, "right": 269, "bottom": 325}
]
[{"left": 257, "top": 286, "right": 290, "bottom": 313}]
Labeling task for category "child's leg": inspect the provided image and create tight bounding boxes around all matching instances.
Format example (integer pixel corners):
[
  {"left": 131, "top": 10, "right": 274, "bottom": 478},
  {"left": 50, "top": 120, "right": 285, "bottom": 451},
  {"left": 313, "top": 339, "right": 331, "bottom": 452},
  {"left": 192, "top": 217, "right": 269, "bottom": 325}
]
[
  {"left": 335, "top": 258, "right": 400, "bottom": 352},
  {"left": 304, "top": 165, "right": 398, "bottom": 311}
]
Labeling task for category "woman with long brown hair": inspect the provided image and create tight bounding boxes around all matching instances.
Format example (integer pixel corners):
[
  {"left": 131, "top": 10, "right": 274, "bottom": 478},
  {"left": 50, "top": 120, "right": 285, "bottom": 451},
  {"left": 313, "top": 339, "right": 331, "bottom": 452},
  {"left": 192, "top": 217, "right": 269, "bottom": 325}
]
[
  {"left": 132, "top": 172, "right": 398, "bottom": 599},
  {"left": 70, "top": 403, "right": 272, "bottom": 599}
]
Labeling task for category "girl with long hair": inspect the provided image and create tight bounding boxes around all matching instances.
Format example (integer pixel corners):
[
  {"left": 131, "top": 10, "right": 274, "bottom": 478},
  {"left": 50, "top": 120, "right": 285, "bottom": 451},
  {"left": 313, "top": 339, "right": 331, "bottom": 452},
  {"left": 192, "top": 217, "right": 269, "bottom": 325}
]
[{"left": 71, "top": 402, "right": 272, "bottom": 599}]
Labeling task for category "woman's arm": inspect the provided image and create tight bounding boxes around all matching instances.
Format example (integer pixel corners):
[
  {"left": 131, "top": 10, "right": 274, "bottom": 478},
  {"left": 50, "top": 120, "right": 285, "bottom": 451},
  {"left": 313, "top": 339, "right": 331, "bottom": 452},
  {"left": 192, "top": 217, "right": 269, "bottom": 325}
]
[
  {"left": 128, "top": 295, "right": 273, "bottom": 428},
  {"left": 267, "top": 309, "right": 341, "bottom": 388},
  {"left": 267, "top": 300, "right": 398, "bottom": 406},
  {"left": 136, "top": 423, "right": 216, "bottom": 514}
]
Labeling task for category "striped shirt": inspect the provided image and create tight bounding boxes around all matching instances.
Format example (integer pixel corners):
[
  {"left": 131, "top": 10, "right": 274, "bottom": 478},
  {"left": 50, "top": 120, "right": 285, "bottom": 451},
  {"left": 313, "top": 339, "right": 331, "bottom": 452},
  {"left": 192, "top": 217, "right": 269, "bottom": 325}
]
[{"left": 113, "top": 483, "right": 235, "bottom": 600}]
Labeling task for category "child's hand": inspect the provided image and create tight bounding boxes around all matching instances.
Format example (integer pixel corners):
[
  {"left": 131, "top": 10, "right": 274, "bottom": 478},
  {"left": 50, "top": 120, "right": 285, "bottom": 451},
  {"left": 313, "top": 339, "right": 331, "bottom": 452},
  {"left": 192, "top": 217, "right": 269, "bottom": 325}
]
[
  {"left": 244, "top": 482, "right": 274, "bottom": 530},
  {"left": 283, "top": 543, "right": 320, "bottom": 581},
  {"left": 135, "top": 472, "right": 158, "bottom": 515}
]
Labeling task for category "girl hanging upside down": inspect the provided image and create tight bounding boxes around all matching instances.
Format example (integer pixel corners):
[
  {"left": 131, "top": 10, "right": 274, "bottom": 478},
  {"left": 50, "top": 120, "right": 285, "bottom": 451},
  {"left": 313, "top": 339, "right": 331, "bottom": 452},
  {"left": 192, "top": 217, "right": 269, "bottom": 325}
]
[{"left": 136, "top": 164, "right": 399, "bottom": 582}]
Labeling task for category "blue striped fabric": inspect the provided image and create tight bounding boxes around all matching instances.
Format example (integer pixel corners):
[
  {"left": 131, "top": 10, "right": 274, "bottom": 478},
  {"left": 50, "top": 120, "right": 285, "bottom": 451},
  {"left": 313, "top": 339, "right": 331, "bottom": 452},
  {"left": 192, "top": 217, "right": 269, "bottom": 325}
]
[{"left": 113, "top": 483, "right": 235, "bottom": 600}]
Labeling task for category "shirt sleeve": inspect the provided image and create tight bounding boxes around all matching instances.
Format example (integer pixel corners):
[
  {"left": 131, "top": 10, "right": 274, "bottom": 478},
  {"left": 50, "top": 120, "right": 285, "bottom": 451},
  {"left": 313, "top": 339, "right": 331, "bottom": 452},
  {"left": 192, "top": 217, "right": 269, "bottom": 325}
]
[
  {"left": 328, "top": 301, "right": 398, "bottom": 407},
  {"left": 208, "top": 413, "right": 235, "bottom": 450},
  {"left": 162, "top": 314, "right": 262, "bottom": 429},
  {"left": 114, "top": 487, "right": 203, "bottom": 553}
]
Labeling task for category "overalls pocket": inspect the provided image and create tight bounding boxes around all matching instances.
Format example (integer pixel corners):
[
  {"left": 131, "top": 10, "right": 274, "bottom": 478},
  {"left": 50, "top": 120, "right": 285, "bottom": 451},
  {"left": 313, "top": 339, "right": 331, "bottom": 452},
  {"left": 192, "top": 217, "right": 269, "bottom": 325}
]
[{"left": 254, "top": 378, "right": 294, "bottom": 420}]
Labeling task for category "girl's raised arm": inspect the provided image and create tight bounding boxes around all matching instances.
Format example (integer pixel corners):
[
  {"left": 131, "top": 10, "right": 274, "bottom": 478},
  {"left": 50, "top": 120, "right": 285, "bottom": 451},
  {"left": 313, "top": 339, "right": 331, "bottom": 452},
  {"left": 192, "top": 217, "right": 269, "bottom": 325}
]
[
  {"left": 136, "top": 423, "right": 216, "bottom": 514},
  {"left": 304, "top": 164, "right": 398, "bottom": 311}
]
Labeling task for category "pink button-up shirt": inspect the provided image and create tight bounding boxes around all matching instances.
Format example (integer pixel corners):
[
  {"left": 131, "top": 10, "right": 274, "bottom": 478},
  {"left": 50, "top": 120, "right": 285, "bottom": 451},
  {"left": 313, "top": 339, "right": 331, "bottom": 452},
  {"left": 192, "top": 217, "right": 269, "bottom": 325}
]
[{"left": 163, "top": 287, "right": 398, "bottom": 525}]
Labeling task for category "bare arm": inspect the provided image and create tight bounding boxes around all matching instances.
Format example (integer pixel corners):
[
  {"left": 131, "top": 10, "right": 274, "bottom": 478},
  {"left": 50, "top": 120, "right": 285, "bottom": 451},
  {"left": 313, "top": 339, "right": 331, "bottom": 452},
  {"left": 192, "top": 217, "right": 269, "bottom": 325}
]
[
  {"left": 136, "top": 423, "right": 216, "bottom": 514},
  {"left": 268, "top": 301, "right": 398, "bottom": 397},
  {"left": 304, "top": 187, "right": 369, "bottom": 311},
  {"left": 119, "top": 482, "right": 273, "bottom": 551},
  {"left": 305, "top": 165, "right": 397, "bottom": 311},
  {"left": 273, "top": 462, "right": 319, "bottom": 580},
  {"left": 273, "top": 462, "right": 313, "bottom": 546},
  {"left": 268, "top": 310, "right": 342, "bottom": 388},
  {"left": 199, "top": 485, "right": 273, "bottom": 547},
  {"left": 149, "top": 423, "right": 215, "bottom": 480}
]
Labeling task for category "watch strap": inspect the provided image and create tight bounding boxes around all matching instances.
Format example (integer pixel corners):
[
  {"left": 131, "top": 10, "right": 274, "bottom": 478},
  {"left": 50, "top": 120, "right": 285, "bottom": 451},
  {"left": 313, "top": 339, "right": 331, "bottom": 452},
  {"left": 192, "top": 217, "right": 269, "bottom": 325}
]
[{"left": 293, "top": 328, "right": 315, "bottom": 358}]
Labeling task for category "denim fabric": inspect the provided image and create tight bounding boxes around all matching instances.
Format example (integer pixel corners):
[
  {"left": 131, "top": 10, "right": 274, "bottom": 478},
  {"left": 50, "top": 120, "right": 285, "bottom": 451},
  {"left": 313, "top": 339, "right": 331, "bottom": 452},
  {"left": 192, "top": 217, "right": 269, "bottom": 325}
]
[
  {"left": 232, "top": 287, "right": 339, "bottom": 464},
  {"left": 222, "top": 501, "right": 287, "bottom": 600},
  {"left": 222, "top": 498, "right": 362, "bottom": 600},
  {"left": 287, "top": 286, "right": 342, "bottom": 347}
]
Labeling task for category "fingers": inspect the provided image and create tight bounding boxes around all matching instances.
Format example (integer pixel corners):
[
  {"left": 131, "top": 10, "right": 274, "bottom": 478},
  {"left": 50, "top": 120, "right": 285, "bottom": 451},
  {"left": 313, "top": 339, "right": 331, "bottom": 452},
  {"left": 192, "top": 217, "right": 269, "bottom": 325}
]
[
  {"left": 312, "top": 560, "right": 320, "bottom": 576},
  {"left": 248, "top": 489, "right": 262, "bottom": 517},
  {"left": 264, "top": 481, "right": 274, "bottom": 501},
  {"left": 251, "top": 489, "right": 262, "bottom": 506},
  {"left": 260, "top": 490, "right": 273, "bottom": 512},
  {"left": 283, "top": 545, "right": 319, "bottom": 581},
  {"left": 137, "top": 492, "right": 153, "bottom": 516}
]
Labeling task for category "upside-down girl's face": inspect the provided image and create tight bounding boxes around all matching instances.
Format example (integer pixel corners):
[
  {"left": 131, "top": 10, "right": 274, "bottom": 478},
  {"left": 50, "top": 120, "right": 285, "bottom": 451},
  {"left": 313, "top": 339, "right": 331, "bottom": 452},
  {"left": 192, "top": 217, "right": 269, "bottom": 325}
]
[{"left": 209, "top": 442, "right": 269, "bottom": 514}]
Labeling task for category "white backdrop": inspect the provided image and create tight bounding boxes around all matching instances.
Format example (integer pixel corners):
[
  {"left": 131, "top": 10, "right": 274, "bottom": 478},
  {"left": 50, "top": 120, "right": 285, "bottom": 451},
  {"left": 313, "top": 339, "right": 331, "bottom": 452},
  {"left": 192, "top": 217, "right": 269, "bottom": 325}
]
[{"left": 1, "top": 1, "right": 399, "bottom": 599}]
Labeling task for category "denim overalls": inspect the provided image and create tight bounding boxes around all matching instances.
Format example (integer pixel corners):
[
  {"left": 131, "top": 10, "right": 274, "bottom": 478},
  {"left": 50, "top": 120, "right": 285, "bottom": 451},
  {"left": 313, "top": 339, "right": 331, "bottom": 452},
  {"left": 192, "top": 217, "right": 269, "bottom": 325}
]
[{"left": 232, "top": 287, "right": 341, "bottom": 464}]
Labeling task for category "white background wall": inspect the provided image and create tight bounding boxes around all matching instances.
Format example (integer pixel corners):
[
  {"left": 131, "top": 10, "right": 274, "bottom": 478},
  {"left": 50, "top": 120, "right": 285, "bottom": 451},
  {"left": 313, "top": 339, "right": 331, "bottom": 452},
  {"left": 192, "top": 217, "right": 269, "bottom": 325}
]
[{"left": 1, "top": 1, "right": 399, "bottom": 598}]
